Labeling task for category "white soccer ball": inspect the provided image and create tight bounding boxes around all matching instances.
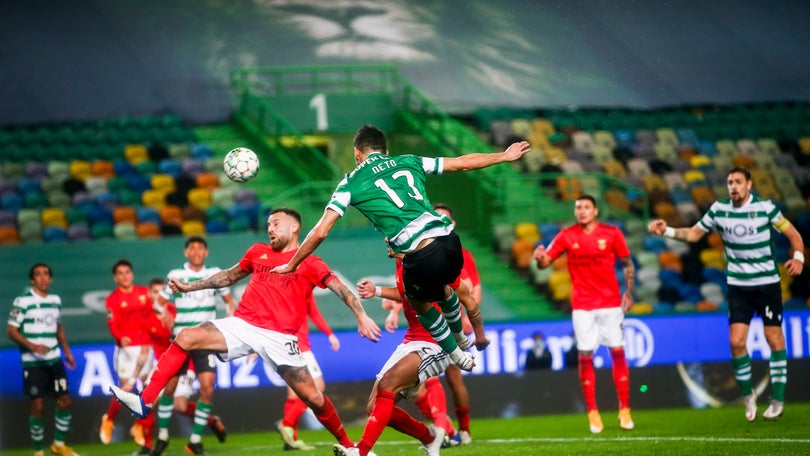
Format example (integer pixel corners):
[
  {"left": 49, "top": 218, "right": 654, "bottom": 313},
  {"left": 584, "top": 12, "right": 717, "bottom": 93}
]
[{"left": 223, "top": 147, "right": 259, "bottom": 183}]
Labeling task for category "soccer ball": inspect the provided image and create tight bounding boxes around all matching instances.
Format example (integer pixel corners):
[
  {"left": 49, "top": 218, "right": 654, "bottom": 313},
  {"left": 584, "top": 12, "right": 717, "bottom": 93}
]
[{"left": 223, "top": 147, "right": 259, "bottom": 183}]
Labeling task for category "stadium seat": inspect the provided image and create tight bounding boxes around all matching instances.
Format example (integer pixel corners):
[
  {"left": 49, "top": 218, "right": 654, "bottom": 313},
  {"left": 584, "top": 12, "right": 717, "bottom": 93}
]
[
  {"left": 19, "top": 223, "right": 42, "bottom": 243},
  {"left": 43, "top": 226, "right": 68, "bottom": 243},
  {"left": 191, "top": 143, "right": 214, "bottom": 160},
  {"left": 25, "top": 162, "right": 49, "bottom": 180},
  {"left": 91, "top": 160, "right": 116, "bottom": 178},
  {"left": 85, "top": 176, "right": 109, "bottom": 196},
  {"left": 41, "top": 207, "right": 68, "bottom": 228},
  {"left": 136, "top": 222, "right": 161, "bottom": 238},
  {"left": 168, "top": 143, "right": 191, "bottom": 160},
  {"left": 113, "top": 222, "right": 137, "bottom": 240},
  {"left": 0, "top": 210, "right": 15, "bottom": 227},
  {"left": 1, "top": 192, "right": 23, "bottom": 212},
  {"left": 68, "top": 160, "right": 93, "bottom": 182},
  {"left": 205, "top": 219, "right": 228, "bottom": 234},
  {"left": 151, "top": 174, "right": 176, "bottom": 194},
  {"left": 211, "top": 187, "right": 235, "bottom": 208},
  {"left": 181, "top": 220, "right": 206, "bottom": 236},
  {"left": 0, "top": 226, "right": 21, "bottom": 244},
  {"left": 182, "top": 206, "right": 206, "bottom": 223},
  {"left": 124, "top": 144, "right": 149, "bottom": 164},
  {"left": 159, "top": 205, "right": 183, "bottom": 226},
  {"left": 112, "top": 206, "right": 138, "bottom": 225},
  {"left": 196, "top": 172, "right": 220, "bottom": 191},
  {"left": 187, "top": 188, "right": 211, "bottom": 211},
  {"left": 142, "top": 189, "right": 166, "bottom": 210}
]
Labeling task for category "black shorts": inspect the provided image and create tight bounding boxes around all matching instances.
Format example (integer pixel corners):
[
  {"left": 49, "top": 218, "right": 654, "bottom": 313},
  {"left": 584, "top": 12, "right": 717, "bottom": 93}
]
[
  {"left": 182, "top": 350, "right": 218, "bottom": 375},
  {"left": 23, "top": 362, "right": 69, "bottom": 399},
  {"left": 727, "top": 282, "right": 783, "bottom": 326},
  {"left": 402, "top": 232, "right": 463, "bottom": 302}
]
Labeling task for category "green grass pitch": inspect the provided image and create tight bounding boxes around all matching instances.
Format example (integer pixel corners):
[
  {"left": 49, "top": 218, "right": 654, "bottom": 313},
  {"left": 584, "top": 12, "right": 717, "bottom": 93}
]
[{"left": 7, "top": 403, "right": 810, "bottom": 455}]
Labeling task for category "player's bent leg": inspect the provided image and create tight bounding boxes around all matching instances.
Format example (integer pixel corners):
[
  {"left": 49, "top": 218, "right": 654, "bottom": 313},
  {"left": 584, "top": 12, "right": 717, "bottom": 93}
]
[{"left": 282, "top": 365, "right": 352, "bottom": 448}]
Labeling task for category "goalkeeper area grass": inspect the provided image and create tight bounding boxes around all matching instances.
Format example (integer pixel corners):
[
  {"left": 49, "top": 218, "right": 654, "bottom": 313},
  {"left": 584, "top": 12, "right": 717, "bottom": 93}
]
[{"left": 6, "top": 403, "right": 809, "bottom": 455}]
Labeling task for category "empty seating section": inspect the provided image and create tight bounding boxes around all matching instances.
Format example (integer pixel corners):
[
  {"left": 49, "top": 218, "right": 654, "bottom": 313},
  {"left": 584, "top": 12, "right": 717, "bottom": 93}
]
[
  {"left": 480, "top": 102, "right": 810, "bottom": 314},
  {"left": 0, "top": 115, "right": 261, "bottom": 244}
]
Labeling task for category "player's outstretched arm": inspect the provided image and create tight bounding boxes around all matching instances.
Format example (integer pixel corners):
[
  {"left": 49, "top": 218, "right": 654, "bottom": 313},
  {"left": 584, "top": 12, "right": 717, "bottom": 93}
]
[
  {"left": 272, "top": 209, "right": 340, "bottom": 274},
  {"left": 647, "top": 218, "right": 706, "bottom": 243},
  {"left": 442, "top": 141, "right": 531, "bottom": 172},
  {"left": 455, "top": 281, "right": 489, "bottom": 350},
  {"left": 169, "top": 264, "right": 249, "bottom": 293},
  {"left": 329, "top": 279, "right": 381, "bottom": 342},
  {"left": 619, "top": 256, "right": 635, "bottom": 313}
]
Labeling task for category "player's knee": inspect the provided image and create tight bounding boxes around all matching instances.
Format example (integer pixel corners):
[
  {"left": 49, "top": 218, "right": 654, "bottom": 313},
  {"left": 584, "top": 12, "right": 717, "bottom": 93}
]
[{"left": 56, "top": 395, "right": 71, "bottom": 410}]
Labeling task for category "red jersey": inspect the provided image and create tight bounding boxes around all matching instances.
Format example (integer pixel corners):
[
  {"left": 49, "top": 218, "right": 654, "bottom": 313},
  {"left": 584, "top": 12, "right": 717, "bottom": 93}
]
[
  {"left": 106, "top": 285, "right": 167, "bottom": 346},
  {"left": 395, "top": 259, "right": 442, "bottom": 345},
  {"left": 151, "top": 303, "right": 176, "bottom": 358},
  {"left": 460, "top": 248, "right": 480, "bottom": 287},
  {"left": 236, "top": 243, "right": 337, "bottom": 334},
  {"left": 295, "top": 295, "right": 334, "bottom": 352},
  {"left": 545, "top": 222, "right": 630, "bottom": 311}
]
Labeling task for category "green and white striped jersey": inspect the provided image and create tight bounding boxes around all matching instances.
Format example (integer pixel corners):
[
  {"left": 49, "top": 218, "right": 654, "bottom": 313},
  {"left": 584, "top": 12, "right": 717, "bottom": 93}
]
[
  {"left": 698, "top": 195, "right": 784, "bottom": 286},
  {"left": 327, "top": 152, "right": 453, "bottom": 253},
  {"left": 8, "top": 289, "right": 62, "bottom": 367},
  {"left": 159, "top": 263, "right": 231, "bottom": 336}
]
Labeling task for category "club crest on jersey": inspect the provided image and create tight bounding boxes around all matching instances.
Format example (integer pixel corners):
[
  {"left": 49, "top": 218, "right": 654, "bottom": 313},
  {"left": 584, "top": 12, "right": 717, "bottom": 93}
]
[
  {"left": 572, "top": 242, "right": 580, "bottom": 249},
  {"left": 598, "top": 239, "right": 607, "bottom": 250},
  {"left": 749, "top": 212, "right": 756, "bottom": 219}
]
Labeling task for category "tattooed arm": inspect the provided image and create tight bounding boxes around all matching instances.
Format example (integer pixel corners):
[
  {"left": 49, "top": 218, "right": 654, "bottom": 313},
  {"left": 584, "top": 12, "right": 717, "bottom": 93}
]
[
  {"left": 327, "top": 279, "right": 381, "bottom": 342},
  {"left": 619, "top": 255, "right": 635, "bottom": 313},
  {"left": 169, "top": 264, "right": 250, "bottom": 293},
  {"left": 647, "top": 219, "right": 706, "bottom": 243}
]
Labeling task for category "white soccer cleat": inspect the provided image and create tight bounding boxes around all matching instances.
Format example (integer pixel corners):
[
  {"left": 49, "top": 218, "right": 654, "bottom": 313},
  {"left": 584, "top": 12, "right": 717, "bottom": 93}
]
[
  {"left": 421, "top": 425, "right": 446, "bottom": 456},
  {"left": 763, "top": 400, "right": 784, "bottom": 420},
  {"left": 458, "top": 430, "right": 472, "bottom": 445},
  {"left": 332, "top": 444, "right": 375, "bottom": 456},
  {"left": 109, "top": 385, "right": 151, "bottom": 419},
  {"left": 449, "top": 348, "right": 474, "bottom": 371},
  {"left": 453, "top": 332, "right": 473, "bottom": 351},
  {"left": 743, "top": 394, "right": 757, "bottom": 422}
]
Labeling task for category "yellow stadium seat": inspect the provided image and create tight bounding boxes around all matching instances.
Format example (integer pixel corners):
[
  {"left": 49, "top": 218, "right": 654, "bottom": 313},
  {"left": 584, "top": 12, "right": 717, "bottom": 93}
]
[
  {"left": 141, "top": 189, "right": 166, "bottom": 210},
  {"left": 187, "top": 188, "right": 211, "bottom": 211},
  {"left": 151, "top": 174, "right": 176, "bottom": 194},
  {"left": 514, "top": 222, "right": 540, "bottom": 243},
  {"left": 40, "top": 207, "right": 68, "bottom": 229},
  {"left": 68, "top": 160, "right": 92, "bottom": 182},
  {"left": 124, "top": 144, "right": 149, "bottom": 165},
  {"left": 181, "top": 220, "right": 206, "bottom": 237}
]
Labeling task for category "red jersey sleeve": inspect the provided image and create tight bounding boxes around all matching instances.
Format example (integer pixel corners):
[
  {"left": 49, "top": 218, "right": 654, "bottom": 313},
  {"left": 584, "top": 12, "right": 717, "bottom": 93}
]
[
  {"left": 545, "top": 231, "right": 568, "bottom": 260},
  {"left": 105, "top": 295, "right": 125, "bottom": 344},
  {"left": 612, "top": 227, "right": 631, "bottom": 258},
  {"left": 238, "top": 244, "right": 260, "bottom": 272},
  {"left": 461, "top": 249, "right": 480, "bottom": 286},
  {"left": 300, "top": 256, "right": 337, "bottom": 290},
  {"left": 307, "top": 296, "right": 333, "bottom": 336}
]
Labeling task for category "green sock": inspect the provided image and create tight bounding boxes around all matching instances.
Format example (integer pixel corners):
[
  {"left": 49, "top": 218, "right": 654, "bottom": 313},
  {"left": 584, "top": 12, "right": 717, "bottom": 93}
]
[
  {"left": 417, "top": 306, "right": 459, "bottom": 353},
  {"left": 438, "top": 290, "right": 463, "bottom": 334},
  {"left": 732, "top": 354, "right": 753, "bottom": 397},
  {"left": 191, "top": 401, "right": 212, "bottom": 443},
  {"left": 29, "top": 416, "right": 44, "bottom": 451},
  {"left": 54, "top": 408, "right": 71, "bottom": 443},
  {"left": 157, "top": 395, "right": 175, "bottom": 439},
  {"left": 769, "top": 349, "right": 787, "bottom": 402}
]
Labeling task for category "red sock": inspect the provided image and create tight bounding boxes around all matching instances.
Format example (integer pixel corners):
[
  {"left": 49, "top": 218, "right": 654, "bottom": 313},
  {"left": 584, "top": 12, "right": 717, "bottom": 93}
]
[
  {"left": 611, "top": 347, "right": 631, "bottom": 410},
  {"left": 388, "top": 406, "right": 432, "bottom": 444},
  {"left": 414, "top": 390, "right": 433, "bottom": 420},
  {"left": 578, "top": 354, "right": 598, "bottom": 411},
  {"left": 184, "top": 401, "right": 197, "bottom": 418},
  {"left": 455, "top": 406, "right": 470, "bottom": 433},
  {"left": 313, "top": 394, "right": 352, "bottom": 448},
  {"left": 357, "top": 390, "right": 395, "bottom": 456},
  {"left": 283, "top": 397, "right": 309, "bottom": 440},
  {"left": 106, "top": 396, "right": 121, "bottom": 420},
  {"left": 137, "top": 414, "right": 155, "bottom": 447},
  {"left": 142, "top": 343, "right": 189, "bottom": 405},
  {"left": 422, "top": 378, "right": 454, "bottom": 436}
]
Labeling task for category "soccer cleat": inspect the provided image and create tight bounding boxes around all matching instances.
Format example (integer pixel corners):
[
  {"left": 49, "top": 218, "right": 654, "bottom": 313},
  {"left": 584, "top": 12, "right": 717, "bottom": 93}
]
[
  {"left": 588, "top": 410, "right": 604, "bottom": 434},
  {"left": 99, "top": 413, "right": 114, "bottom": 444},
  {"left": 184, "top": 442, "right": 205, "bottom": 455},
  {"left": 130, "top": 422, "right": 145, "bottom": 446},
  {"left": 109, "top": 385, "right": 152, "bottom": 419},
  {"left": 49, "top": 442, "right": 79, "bottom": 456},
  {"left": 458, "top": 430, "right": 472, "bottom": 444},
  {"left": 441, "top": 434, "right": 460, "bottom": 448},
  {"left": 453, "top": 332, "right": 473, "bottom": 351},
  {"left": 331, "top": 444, "right": 358, "bottom": 456},
  {"left": 449, "top": 348, "right": 474, "bottom": 371},
  {"left": 207, "top": 415, "right": 227, "bottom": 443},
  {"left": 131, "top": 446, "right": 151, "bottom": 456},
  {"left": 744, "top": 394, "right": 757, "bottom": 422},
  {"left": 618, "top": 408, "right": 634, "bottom": 430},
  {"left": 150, "top": 439, "right": 169, "bottom": 456},
  {"left": 420, "top": 425, "right": 446, "bottom": 456},
  {"left": 763, "top": 400, "right": 784, "bottom": 420}
]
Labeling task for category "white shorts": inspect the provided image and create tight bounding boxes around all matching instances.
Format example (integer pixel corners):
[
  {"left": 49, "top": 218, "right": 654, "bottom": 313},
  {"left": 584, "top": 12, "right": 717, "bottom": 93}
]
[
  {"left": 572, "top": 307, "right": 625, "bottom": 352},
  {"left": 302, "top": 350, "right": 323, "bottom": 379},
  {"left": 210, "top": 317, "right": 307, "bottom": 370},
  {"left": 174, "top": 370, "right": 197, "bottom": 398},
  {"left": 114, "top": 345, "right": 155, "bottom": 380},
  {"left": 377, "top": 341, "right": 450, "bottom": 399}
]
